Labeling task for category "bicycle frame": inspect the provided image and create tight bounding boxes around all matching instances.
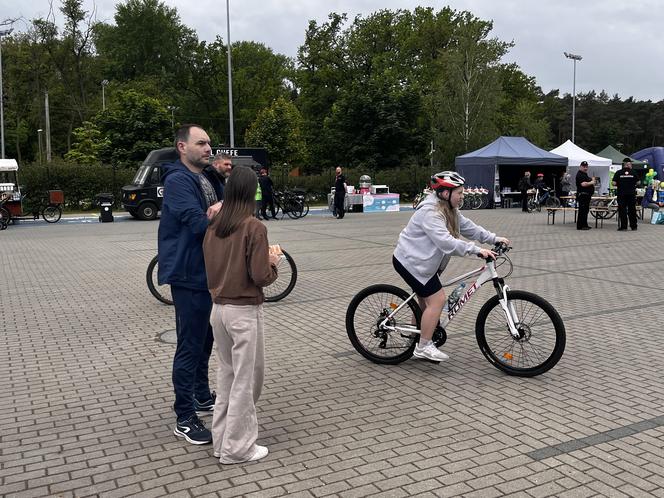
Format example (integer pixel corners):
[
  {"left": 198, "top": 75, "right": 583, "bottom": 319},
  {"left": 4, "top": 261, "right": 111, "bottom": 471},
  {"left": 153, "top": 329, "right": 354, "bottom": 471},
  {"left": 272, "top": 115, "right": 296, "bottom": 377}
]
[{"left": 378, "top": 256, "right": 522, "bottom": 339}]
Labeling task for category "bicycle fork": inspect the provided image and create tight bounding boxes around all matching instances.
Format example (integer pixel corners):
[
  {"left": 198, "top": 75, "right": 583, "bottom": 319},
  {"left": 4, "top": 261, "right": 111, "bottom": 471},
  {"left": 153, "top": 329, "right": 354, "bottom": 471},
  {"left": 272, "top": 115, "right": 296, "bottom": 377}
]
[{"left": 494, "top": 280, "right": 521, "bottom": 339}]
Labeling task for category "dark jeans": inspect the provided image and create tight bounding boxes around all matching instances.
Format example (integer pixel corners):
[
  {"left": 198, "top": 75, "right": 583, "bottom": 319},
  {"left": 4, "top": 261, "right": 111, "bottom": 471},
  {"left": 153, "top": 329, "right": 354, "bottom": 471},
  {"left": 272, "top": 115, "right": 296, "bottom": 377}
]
[
  {"left": 171, "top": 285, "right": 214, "bottom": 421},
  {"left": 521, "top": 189, "right": 528, "bottom": 211},
  {"left": 576, "top": 193, "right": 591, "bottom": 229},
  {"left": 617, "top": 193, "right": 637, "bottom": 229},
  {"left": 261, "top": 195, "right": 277, "bottom": 219},
  {"left": 334, "top": 194, "right": 345, "bottom": 218}
]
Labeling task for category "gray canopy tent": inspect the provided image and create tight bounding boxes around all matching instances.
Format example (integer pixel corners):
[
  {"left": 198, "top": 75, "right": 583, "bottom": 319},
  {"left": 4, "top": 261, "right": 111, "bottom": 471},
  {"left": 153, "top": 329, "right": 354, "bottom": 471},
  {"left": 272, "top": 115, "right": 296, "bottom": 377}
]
[{"left": 454, "top": 136, "right": 568, "bottom": 207}]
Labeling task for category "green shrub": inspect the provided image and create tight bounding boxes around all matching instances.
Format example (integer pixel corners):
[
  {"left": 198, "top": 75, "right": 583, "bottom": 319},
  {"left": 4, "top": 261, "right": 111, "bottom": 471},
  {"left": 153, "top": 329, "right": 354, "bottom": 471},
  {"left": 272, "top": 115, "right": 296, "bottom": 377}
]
[{"left": 17, "top": 160, "right": 136, "bottom": 211}]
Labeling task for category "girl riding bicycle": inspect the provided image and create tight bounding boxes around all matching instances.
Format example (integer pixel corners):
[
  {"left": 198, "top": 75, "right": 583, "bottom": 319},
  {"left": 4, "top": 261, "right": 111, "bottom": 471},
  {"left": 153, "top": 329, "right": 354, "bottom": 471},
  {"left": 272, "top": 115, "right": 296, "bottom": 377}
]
[{"left": 392, "top": 171, "right": 509, "bottom": 362}]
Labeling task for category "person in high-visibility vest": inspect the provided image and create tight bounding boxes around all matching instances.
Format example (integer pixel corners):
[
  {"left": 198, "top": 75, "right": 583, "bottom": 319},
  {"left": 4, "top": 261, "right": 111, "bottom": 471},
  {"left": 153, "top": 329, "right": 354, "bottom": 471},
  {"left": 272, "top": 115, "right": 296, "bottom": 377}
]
[{"left": 255, "top": 181, "right": 263, "bottom": 220}]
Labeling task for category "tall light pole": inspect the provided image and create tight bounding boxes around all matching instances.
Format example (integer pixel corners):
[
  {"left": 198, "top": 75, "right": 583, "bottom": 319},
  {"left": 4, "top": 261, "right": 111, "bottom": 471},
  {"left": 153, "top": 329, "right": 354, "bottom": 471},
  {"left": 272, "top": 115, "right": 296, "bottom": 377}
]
[
  {"left": 564, "top": 52, "right": 582, "bottom": 143},
  {"left": 101, "top": 79, "right": 109, "bottom": 111},
  {"left": 37, "top": 128, "right": 43, "bottom": 165},
  {"left": 0, "top": 27, "right": 14, "bottom": 159},
  {"left": 226, "top": 0, "right": 235, "bottom": 147},
  {"left": 167, "top": 105, "right": 177, "bottom": 129}
]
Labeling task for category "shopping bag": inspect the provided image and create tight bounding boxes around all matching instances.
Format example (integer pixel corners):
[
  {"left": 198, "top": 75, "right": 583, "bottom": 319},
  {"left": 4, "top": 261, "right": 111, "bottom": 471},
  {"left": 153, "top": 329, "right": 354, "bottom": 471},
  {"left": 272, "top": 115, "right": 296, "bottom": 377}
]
[{"left": 651, "top": 210, "right": 664, "bottom": 225}]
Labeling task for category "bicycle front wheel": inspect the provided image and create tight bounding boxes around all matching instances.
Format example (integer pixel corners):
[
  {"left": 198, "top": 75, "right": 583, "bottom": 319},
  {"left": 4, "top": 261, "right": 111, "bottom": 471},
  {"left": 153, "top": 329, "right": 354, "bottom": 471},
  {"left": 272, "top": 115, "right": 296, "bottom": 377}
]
[
  {"left": 264, "top": 249, "right": 297, "bottom": 302},
  {"left": 146, "top": 255, "right": 173, "bottom": 305},
  {"left": 475, "top": 290, "right": 565, "bottom": 377},
  {"left": 346, "top": 284, "right": 420, "bottom": 364},
  {"left": 545, "top": 197, "right": 561, "bottom": 208}
]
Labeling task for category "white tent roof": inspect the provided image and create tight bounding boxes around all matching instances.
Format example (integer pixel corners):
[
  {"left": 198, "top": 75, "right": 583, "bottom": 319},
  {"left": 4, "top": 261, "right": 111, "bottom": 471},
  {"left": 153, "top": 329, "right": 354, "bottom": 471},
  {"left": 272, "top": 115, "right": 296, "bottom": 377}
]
[
  {"left": 549, "top": 140, "right": 612, "bottom": 167},
  {"left": 0, "top": 159, "right": 18, "bottom": 171}
]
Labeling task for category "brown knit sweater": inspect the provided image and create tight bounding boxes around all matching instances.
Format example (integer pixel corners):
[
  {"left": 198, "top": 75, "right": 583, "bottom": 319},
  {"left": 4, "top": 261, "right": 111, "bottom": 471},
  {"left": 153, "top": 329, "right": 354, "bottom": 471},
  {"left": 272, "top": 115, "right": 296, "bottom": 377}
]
[{"left": 203, "top": 216, "right": 278, "bottom": 305}]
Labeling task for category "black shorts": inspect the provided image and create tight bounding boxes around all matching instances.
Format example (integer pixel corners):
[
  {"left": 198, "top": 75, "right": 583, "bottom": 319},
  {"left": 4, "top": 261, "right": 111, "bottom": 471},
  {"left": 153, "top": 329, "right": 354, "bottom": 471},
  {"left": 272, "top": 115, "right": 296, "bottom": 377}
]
[{"left": 392, "top": 256, "right": 442, "bottom": 298}]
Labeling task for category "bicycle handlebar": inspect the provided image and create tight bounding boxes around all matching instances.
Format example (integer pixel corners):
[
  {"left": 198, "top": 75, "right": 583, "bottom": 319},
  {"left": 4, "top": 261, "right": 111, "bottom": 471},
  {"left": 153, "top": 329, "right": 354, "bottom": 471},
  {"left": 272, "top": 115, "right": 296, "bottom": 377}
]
[{"left": 478, "top": 242, "right": 511, "bottom": 261}]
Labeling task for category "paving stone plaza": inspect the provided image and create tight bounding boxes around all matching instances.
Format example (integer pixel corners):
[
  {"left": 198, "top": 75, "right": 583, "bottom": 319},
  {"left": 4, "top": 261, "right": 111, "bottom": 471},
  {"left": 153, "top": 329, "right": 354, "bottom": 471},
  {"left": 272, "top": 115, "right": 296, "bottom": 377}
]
[{"left": 1, "top": 207, "right": 663, "bottom": 497}]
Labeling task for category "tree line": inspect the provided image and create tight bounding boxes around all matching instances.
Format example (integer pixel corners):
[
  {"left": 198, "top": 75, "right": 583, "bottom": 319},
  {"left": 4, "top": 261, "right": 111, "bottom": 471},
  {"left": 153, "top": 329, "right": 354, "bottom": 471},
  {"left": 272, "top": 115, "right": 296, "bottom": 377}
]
[{"left": 2, "top": 0, "right": 663, "bottom": 180}]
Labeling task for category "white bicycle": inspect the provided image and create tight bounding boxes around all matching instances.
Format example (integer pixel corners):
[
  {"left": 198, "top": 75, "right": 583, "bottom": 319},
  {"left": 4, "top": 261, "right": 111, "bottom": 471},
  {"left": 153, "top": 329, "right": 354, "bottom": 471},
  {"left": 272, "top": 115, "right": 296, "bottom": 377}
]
[{"left": 345, "top": 244, "right": 566, "bottom": 377}]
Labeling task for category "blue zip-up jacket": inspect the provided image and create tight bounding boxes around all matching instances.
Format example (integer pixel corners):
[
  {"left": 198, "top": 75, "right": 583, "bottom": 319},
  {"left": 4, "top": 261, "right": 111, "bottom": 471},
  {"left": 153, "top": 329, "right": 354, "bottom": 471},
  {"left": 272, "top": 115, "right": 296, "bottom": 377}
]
[{"left": 157, "top": 160, "right": 217, "bottom": 290}]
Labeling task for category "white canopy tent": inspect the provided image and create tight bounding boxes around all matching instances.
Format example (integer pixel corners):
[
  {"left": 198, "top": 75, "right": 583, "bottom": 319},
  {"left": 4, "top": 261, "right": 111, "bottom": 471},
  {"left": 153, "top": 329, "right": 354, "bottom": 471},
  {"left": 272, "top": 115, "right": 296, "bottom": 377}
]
[
  {"left": 550, "top": 140, "right": 612, "bottom": 194},
  {"left": 0, "top": 159, "right": 18, "bottom": 171}
]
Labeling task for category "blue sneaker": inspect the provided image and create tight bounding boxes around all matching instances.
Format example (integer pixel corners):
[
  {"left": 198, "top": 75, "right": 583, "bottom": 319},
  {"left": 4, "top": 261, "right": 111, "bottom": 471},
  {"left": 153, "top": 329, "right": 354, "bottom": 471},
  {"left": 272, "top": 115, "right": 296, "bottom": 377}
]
[
  {"left": 174, "top": 414, "right": 212, "bottom": 445},
  {"left": 194, "top": 391, "right": 216, "bottom": 415}
]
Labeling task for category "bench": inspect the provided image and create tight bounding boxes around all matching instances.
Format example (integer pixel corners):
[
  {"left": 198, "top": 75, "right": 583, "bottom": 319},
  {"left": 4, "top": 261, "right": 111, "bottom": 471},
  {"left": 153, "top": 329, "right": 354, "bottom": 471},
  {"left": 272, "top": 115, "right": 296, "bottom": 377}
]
[
  {"left": 589, "top": 206, "right": 612, "bottom": 228},
  {"left": 546, "top": 207, "right": 577, "bottom": 225}
]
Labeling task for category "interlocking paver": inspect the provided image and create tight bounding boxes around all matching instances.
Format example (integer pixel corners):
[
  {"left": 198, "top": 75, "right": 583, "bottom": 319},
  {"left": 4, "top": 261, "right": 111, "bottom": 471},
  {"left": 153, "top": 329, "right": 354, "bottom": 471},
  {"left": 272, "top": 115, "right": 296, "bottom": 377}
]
[{"left": 1, "top": 208, "right": 663, "bottom": 497}]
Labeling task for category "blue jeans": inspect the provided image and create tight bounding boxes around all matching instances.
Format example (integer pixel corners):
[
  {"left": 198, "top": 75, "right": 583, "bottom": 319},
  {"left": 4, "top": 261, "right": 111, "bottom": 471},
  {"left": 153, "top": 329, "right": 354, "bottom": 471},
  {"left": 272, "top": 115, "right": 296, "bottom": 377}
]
[{"left": 171, "top": 285, "right": 214, "bottom": 420}]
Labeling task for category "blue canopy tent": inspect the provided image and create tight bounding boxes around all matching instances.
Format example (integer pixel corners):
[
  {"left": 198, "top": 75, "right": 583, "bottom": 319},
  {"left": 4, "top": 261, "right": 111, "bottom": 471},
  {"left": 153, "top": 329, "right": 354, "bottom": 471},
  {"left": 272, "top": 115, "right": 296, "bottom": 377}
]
[{"left": 454, "top": 136, "right": 568, "bottom": 207}]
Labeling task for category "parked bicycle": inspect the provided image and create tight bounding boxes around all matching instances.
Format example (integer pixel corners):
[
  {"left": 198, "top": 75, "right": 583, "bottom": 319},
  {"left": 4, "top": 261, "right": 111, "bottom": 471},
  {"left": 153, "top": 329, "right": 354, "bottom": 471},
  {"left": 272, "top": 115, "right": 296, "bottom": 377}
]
[
  {"left": 345, "top": 243, "right": 566, "bottom": 377},
  {"left": 590, "top": 196, "right": 618, "bottom": 219},
  {"left": 412, "top": 187, "right": 432, "bottom": 209},
  {"left": 146, "top": 248, "right": 297, "bottom": 305},
  {"left": 461, "top": 187, "right": 490, "bottom": 210},
  {"left": 273, "top": 189, "right": 310, "bottom": 219},
  {"left": 527, "top": 187, "right": 561, "bottom": 212}
]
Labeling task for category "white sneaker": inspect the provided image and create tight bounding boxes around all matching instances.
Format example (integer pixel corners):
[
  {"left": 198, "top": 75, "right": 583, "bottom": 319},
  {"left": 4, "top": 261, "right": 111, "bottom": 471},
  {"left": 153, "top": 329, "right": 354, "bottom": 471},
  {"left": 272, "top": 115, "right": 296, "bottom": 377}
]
[
  {"left": 413, "top": 342, "right": 449, "bottom": 362},
  {"left": 219, "top": 445, "right": 269, "bottom": 464}
]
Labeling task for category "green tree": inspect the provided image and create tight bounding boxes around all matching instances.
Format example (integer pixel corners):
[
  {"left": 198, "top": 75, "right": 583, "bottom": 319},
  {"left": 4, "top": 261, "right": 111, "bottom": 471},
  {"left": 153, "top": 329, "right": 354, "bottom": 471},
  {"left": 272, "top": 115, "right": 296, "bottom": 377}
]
[
  {"left": 429, "top": 12, "right": 509, "bottom": 163},
  {"left": 244, "top": 96, "right": 308, "bottom": 169},
  {"left": 64, "top": 121, "right": 110, "bottom": 163},
  {"left": 93, "top": 0, "right": 198, "bottom": 86},
  {"left": 93, "top": 89, "right": 172, "bottom": 166}
]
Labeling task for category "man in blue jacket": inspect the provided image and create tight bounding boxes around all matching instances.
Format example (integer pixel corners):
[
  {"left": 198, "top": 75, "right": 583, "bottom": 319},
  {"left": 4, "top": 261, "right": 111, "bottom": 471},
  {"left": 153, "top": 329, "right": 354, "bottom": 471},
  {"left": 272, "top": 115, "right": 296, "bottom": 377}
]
[{"left": 158, "top": 124, "right": 222, "bottom": 445}]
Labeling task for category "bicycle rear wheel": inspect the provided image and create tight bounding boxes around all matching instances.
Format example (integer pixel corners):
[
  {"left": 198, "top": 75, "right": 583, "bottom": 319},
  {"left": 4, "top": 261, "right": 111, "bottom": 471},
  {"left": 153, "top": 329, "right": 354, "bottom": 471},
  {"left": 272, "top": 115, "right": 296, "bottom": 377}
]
[
  {"left": 146, "top": 255, "right": 173, "bottom": 305},
  {"left": 42, "top": 204, "right": 62, "bottom": 223},
  {"left": 264, "top": 249, "right": 297, "bottom": 302},
  {"left": 475, "top": 290, "right": 565, "bottom": 377},
  {"left": 346, "top": 284, "right": 420, "bottom": 364}
]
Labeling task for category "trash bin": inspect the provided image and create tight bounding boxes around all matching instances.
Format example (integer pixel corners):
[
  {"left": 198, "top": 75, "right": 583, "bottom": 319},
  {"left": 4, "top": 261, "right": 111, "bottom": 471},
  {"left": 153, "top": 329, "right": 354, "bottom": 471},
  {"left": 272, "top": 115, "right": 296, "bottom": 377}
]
[{"left": 96, "top": 193, "right": 114, "bottom": 223}]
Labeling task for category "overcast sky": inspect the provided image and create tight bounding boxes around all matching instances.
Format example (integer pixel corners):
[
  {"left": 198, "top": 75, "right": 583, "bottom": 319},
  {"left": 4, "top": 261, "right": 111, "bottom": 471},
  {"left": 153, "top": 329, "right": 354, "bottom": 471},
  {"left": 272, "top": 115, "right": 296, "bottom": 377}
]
[{"left": 3, "top": 0, "right": 663, "bottom": 102}]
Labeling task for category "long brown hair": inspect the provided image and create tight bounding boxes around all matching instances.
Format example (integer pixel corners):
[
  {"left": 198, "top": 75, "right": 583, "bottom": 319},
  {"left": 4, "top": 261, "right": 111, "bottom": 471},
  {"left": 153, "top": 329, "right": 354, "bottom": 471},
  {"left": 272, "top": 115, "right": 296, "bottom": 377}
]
[
  {"left": 436, "top": 189, "right": 460, "bottom": 238},
  {"left": 214, "top": 166, "right": 257, "bottom": 238}
]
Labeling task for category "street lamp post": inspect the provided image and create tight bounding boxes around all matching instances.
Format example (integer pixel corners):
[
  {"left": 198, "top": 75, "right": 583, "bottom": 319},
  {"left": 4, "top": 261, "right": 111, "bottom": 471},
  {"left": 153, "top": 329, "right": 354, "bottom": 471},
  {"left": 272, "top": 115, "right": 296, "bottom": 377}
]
[
  {"left": 167, "top": 105, "right": 178, "bottom": 129},
  {"left": 563, "top": 52, "right": 582, "bottom": 143},
  {"left": 37, "top": 128, "right": 43, "bottom": 165},
  {"left": 101, "top": 79, "right": 109, "bottom": 111},
  {"left": 226, "top": 0, "right": 235, "bottom": 147},
  {"left": 1, "top": 27, "right": 14, "bottom": 159}
]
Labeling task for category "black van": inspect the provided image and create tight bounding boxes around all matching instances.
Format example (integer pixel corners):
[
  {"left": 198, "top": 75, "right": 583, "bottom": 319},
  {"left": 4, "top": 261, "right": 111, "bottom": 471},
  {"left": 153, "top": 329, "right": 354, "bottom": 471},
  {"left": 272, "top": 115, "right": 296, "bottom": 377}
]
[{"left": 122, "top": 147, "right": 268, "bottom": 220}]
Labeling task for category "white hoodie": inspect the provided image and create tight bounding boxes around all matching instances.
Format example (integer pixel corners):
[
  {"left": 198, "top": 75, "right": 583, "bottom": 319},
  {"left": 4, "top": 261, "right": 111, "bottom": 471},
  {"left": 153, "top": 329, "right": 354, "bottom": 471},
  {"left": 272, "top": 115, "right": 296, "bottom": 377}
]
[{"left": 393, "top": 193, "right": 496, "bottom": 284}]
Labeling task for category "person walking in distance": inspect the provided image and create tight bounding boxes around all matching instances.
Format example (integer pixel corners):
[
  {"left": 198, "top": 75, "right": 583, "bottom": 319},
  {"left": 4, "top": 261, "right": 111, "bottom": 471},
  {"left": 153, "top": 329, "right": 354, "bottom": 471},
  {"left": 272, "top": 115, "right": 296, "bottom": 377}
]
[
  {"left": 613, "top": 158, "right": 639, "bottom": 231},
  {"left": 205, "top": 152, "right": 233, "bottom": 201},
  {"left": 518, "top": 171, "right": 532, "bottom": 212},
  {"left": 334, "top": 167, "right": 347, "bottom": 219},
  {"left": 575, "top": 161, "right": 595, "bottom": 230},
  {"left": 203, "top": 166, "right": 280, "bottom": 464},
  {"left": 158, "top": 124, "right": 222, "bottom": 445},
  {"left": 258, "top": 168, "right": 277, "bottom": 220}
]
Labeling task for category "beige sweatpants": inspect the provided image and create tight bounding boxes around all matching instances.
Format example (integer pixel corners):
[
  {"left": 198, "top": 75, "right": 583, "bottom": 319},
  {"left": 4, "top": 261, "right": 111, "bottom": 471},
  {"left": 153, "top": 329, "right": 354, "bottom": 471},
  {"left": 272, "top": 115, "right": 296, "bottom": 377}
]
[{"left": 210, "top": 303, "right": 264, "bottom": 463}]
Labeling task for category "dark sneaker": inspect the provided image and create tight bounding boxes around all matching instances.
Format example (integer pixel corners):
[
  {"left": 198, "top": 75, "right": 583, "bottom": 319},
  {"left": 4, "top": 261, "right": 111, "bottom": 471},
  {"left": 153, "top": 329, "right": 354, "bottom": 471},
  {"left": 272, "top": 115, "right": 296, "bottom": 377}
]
[
  {"left": 194, "top": 391, "right": 216, "bottom": 414},
  {"left": 174, "top": 414, "right": 212, "bottom": 445}
]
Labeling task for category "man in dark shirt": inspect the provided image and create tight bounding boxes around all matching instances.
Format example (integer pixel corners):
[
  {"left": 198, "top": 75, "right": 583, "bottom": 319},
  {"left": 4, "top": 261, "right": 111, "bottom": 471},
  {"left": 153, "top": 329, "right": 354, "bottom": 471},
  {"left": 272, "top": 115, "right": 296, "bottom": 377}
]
[
  {"left": 518, "top": 171, "right": 532, "bottom": 212},
  {"left": 158, "top": 124, "right": 223, "bottom": 446},
  {"left": 258, "top": 168, "right": 277, "bottom": 220},
  {"left": 575, "top": 161, "right": 595, "bottom": 230},
  {"left": 333, "top": 167, "right": 347, "bottom": 219},
  {"left": 613, "top": 158, "right": 639, "bottom": 231}
]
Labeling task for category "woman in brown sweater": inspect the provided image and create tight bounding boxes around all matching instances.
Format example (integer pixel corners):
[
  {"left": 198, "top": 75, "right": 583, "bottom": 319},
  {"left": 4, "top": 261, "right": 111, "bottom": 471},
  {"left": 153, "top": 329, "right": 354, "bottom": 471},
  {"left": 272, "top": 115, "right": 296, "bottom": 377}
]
[{"left": 203, "top": 166, "right": 279, "bottom": 464}]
